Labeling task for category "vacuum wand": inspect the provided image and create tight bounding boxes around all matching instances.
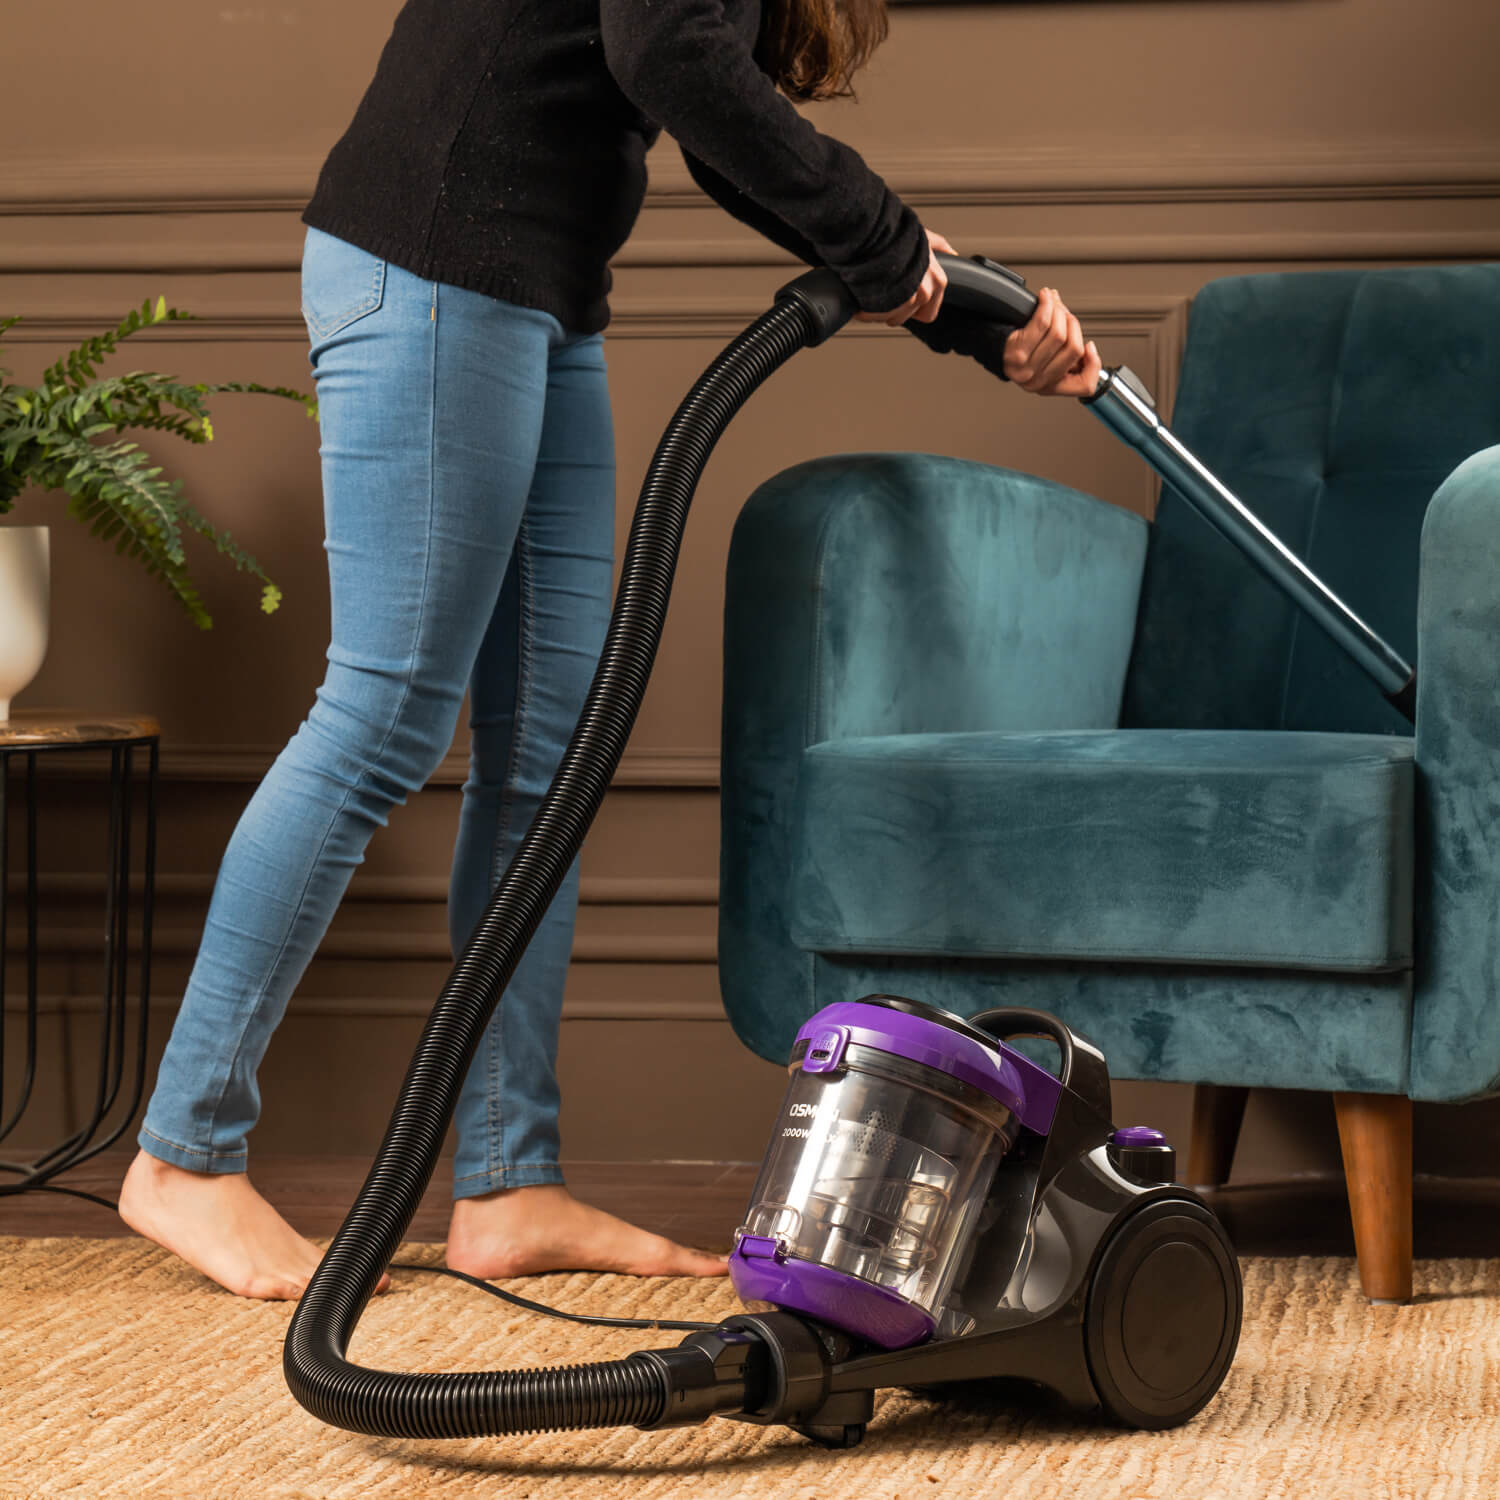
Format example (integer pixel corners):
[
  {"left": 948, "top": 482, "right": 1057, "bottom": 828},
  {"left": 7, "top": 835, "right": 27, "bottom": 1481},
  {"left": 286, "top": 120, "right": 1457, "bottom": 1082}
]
[{"left": 934, "top": 253, "right": 1418, "bottom": 722}]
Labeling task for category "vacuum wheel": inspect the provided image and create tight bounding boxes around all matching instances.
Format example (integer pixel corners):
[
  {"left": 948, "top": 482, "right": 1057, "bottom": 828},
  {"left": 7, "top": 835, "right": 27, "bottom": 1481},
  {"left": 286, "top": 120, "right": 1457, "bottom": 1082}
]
[{"left": 1084, "top": 1197, "right": 1242, "bottom": 1429}]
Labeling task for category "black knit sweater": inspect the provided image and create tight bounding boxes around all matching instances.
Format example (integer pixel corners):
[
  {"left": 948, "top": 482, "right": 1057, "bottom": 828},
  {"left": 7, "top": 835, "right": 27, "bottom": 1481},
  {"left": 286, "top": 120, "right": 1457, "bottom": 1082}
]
[{"left": 302, "top": 0, "right": 929, "bottom": 334}]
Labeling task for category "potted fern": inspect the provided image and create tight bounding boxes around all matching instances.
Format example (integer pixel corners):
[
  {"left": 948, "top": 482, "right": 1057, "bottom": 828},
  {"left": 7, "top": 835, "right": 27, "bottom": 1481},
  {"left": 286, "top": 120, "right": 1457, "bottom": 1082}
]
[{"left": 0, "top": 298, "right": 314, "bottom": 714}]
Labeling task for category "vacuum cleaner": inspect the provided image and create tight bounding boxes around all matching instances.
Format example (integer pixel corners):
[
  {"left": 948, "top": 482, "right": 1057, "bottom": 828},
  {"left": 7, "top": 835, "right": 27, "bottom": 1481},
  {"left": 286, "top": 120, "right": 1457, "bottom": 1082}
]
[{"left": 283, "top": 254, "right": 1418, "bottom": 1446}]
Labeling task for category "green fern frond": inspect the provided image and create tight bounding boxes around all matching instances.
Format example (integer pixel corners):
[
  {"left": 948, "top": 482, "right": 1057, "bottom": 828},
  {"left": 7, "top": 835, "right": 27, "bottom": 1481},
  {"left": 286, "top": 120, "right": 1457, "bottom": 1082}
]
[
  {"left": 43, "top": 298, "right": 199, "bottom": 396},
  {"left": 42, "top": 373, "right": 215, "bottom": 445},
  {"left": 37, "top": 431, "right": 187, "bottom": 566},
  {"left": 208, "top": 380, "right": 320, "bottom": 421},
  {"left": 175, "top": 493, "right": 281, "bottom": 615},
  {"left": 57, "top": 460, "right": 212, "bottom": 627},
  {"left": 66, "top": 498, "right": 210, "bottom": 627},
  {"left": 4, "top": 299, "right": 300, "bottom": 624},
  {"left": 2, "top": 418, "right": 46, "bottom": 471}
]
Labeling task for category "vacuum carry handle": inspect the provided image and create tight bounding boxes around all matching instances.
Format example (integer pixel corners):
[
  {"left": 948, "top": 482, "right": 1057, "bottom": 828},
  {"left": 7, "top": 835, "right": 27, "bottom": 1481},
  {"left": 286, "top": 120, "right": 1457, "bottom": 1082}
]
[{"left": 968, "top": 1007, "right": 1113, "bottom": 1123}]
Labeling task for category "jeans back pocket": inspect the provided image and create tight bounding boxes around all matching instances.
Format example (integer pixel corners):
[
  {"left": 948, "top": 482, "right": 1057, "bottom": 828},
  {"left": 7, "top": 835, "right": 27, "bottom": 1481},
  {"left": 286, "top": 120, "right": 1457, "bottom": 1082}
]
[{"left": 301, "top": 228, "right": 387, "bottom": 342}]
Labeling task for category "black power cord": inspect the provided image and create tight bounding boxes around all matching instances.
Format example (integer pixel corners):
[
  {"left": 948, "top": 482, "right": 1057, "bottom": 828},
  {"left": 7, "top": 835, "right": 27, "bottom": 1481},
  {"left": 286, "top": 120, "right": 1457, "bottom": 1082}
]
[
  {"left": 388, "top": 1261, "right": 719, "bottom": 1332},
  {"left": 0, "top": 1179, "right": 121, "bottom": 1211},
  {"left": 13, "top": 1180, "right": 718, "bottom": 1332}
]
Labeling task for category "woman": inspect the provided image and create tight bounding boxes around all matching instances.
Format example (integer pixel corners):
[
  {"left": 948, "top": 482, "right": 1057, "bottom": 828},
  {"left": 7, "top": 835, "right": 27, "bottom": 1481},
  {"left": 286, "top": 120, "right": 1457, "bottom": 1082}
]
[{"left": 119, "top": 0, "right": 1098, "bottom": 1300}]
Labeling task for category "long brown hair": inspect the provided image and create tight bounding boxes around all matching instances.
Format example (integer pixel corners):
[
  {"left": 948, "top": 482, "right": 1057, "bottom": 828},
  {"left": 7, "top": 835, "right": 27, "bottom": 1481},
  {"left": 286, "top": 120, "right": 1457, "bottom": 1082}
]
[{"left": 759, "top": 0, "right": 891, "bottom": 103}]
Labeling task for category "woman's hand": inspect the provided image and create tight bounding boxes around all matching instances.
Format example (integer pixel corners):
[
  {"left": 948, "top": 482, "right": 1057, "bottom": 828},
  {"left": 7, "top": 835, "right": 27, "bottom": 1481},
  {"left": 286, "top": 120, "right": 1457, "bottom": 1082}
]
[
  {"left": 1004, "top": 286, "right": 1102, "bottom": 397},
  {"left": 856, "top": 229, "right": 954, "bottom": 326}
]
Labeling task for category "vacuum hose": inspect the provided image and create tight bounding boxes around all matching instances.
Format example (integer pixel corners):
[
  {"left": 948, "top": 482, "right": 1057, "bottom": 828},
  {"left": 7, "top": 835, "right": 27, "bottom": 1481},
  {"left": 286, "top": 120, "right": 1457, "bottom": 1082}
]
[
  {"left": 283, "top": 274, "right": 855, "bottom": 1439},
  {"left": 286, "top": 253, "right": 1408, "bottom": 1439}
]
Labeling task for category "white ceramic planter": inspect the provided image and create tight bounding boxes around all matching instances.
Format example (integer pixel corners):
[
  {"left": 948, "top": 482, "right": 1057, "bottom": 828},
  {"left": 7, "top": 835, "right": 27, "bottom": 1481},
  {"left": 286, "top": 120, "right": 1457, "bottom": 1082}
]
[{"left": 0, "top": 525, "right": 49, "bottom": 720}]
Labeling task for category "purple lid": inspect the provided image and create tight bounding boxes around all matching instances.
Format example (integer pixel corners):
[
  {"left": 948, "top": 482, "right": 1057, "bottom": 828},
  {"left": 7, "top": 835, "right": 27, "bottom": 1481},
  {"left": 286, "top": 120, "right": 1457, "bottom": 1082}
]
[
  {"left": 731, "top": 1236, "right": 934, "bottom": 1350},
  {"left": 1112, "top": 1126, "right": 1168, "bottom": 1147},
  {"left": 795, "top": 1000, "right": 1059, "bottom": 1135}
]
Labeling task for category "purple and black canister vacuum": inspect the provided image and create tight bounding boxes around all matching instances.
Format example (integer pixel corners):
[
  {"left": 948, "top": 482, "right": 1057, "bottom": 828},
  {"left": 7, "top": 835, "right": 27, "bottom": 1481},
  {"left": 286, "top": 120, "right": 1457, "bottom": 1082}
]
[
  {"left": 283, "top": 255, "right": 1417, "bottom": 1448},
  {"left": 720, "top": 994, "right": 1240, "bottom": 1443}
]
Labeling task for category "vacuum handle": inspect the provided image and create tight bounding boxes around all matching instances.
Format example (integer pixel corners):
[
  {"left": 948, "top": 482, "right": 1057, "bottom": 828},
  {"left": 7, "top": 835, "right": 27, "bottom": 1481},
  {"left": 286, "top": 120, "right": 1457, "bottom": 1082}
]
[
  {"left": 934, "top": 253, "right": 1039, "bottom": 329},
  {"left": 780, "top": 256, "right": 1037, "bottom": 335},
  {"left": 968, "top": 1007, "right": 1113, "bottom": 1122}
]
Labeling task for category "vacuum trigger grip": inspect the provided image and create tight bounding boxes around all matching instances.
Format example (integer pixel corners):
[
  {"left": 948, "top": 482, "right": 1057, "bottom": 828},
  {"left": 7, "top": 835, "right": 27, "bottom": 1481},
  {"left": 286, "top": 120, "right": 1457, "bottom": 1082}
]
[{"left": 935, "top": 252, "right": 1040, "bottom": 329}]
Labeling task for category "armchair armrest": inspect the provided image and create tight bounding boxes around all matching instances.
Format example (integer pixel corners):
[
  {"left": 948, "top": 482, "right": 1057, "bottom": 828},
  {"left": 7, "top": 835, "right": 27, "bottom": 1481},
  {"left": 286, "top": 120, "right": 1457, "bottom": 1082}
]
[
  {"left": 1411, "top": 444, "right": 1500, "bottom": 1100},
  {"left": 719, "top": 451, "right": 1147, "bottom": 1060}
]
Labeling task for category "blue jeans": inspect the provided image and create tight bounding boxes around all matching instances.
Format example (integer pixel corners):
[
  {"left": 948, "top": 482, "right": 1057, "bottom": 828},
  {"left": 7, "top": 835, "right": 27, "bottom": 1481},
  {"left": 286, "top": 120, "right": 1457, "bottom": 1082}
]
[{"left": 139, "top": 228, "right": 615, "bottom": 1196}]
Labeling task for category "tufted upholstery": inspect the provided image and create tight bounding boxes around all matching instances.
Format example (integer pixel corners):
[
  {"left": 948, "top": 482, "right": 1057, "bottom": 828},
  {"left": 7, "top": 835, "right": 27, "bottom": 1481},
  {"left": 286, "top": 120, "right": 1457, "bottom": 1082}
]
[{"left": 1124, "top": 266, "right": 1500, "bottom": 736}]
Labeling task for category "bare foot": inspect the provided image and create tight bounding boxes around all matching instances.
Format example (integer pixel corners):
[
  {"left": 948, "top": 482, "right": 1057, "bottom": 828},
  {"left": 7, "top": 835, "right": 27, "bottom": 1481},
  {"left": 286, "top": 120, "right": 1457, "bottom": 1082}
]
[
  {"left": 445, "top": 1184, "right": 729, "bottom": 1280},
  {"left": 118, "top": 1149, "right": 387, "bottom": 1300}
]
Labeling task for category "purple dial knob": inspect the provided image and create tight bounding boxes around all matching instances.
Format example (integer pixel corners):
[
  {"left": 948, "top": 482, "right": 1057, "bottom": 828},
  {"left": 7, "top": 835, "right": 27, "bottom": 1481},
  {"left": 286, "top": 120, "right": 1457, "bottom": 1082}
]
[{"left": 1109, "top": 1125, "right": 1176, "bottom": 1185}]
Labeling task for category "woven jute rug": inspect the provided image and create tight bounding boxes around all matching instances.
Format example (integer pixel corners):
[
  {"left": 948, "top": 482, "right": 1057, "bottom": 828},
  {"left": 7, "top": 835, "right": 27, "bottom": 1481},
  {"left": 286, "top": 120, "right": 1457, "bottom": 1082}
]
[{"left": 3, "top": 1239, "right": 1496, "bottom": 1499}]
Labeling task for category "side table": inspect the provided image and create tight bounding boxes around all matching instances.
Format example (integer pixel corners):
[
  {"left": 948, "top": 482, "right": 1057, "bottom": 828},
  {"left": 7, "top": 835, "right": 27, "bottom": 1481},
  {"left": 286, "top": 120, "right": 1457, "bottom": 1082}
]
[{"left": 0, "top": 712, "right": 159, "bottom": 1209}]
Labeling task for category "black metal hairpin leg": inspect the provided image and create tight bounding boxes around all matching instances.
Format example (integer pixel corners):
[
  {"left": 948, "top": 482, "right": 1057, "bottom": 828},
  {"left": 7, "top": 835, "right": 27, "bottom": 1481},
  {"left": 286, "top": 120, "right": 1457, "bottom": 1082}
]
[
  {"left": 66, "top": 742, "right": 157, "bottom": 1171},
  {"left": 0, "top": 754, "right": 41, "bottom": 1146},
  {"left": 0, "top": 738, "right": 158, "bottom": 1200},
  {"left": 0, "top": 752, "right": 8, "bottom": 1145}
]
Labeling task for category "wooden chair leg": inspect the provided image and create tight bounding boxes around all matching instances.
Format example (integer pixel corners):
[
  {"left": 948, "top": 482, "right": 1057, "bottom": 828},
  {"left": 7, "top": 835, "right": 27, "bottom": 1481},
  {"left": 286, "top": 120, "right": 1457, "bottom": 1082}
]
[
  {"left": 1186, "top": 1084, "right": 1249, "bottom": 1190},
  {"left": 1333, "top": 1091, "right": 1413, "bottom": 1303}
]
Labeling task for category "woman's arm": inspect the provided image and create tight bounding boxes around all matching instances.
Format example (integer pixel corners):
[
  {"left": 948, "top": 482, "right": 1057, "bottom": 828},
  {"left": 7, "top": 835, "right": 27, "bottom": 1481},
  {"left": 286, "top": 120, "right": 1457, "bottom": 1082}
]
[
  {"left": 600, "top": 0, "right": 926, "bottom": 313},
  {"left": 686, "top": 148, "right": 1100, "bottom": 390},
  {"left": 628, "top": 1, "right": 1090, "bottom": 386},
  {"left": 685, "top": 145, "right": 1098, "bottom": 392},
  {"left": 682, "top": 150, "right": 821, "bottom": 267}
]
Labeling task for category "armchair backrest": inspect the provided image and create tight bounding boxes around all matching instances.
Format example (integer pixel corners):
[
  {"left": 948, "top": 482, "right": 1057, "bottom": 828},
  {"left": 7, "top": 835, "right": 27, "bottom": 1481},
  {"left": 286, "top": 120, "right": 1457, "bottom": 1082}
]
[{"left": 1122, "top": 264, "right": 1500, "bottom": 734}]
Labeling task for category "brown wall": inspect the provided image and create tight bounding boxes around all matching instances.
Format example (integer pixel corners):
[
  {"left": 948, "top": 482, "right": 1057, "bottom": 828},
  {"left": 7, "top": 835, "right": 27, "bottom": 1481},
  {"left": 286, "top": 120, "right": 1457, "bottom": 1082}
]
[{"left": 4, "top": 0, "right": 1499, "bottom": 1182}]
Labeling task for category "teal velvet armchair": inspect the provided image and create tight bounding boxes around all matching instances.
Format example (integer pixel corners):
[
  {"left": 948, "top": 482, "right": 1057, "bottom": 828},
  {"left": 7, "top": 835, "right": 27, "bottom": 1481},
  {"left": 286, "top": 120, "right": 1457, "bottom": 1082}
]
[{"left": 718, "top": 264, "right": 1500, "bottom": 1303}]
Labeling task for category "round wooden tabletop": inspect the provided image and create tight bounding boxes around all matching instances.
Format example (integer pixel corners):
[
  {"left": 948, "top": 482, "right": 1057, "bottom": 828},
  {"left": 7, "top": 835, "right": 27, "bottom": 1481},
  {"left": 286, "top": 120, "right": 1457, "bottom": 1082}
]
[{"left": 0, "top": 711, "right": 160, "bottom": 748}]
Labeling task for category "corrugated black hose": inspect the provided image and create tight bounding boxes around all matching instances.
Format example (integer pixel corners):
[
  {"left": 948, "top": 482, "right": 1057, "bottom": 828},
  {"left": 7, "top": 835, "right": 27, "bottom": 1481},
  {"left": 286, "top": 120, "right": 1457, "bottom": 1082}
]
[{"left": 283, "top": 273, "right": 854, "bottom": 1440}]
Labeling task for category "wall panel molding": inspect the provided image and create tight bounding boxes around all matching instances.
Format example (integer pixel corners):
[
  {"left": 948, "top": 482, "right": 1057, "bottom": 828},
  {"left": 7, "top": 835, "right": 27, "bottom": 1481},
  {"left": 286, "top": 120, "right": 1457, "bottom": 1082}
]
[
  {"left": 1, "top": 737, "right": 723, "bottom": 786},
  {"left": 10, "top": 872, "right": 720, "bottom": 905},
  {"left": 5, "top": 141, "right": 1499, "bottom": 215},
  {"left": 3, "top": 296, "right": 1189, "bottom": 349},
  {"left": 6, "top": 869, "right": 722, "bottom": 971},
  {"left": 155, "top": 745, "right": 723, "bottom": 786},
  {"left": 5, "top": 297, "right": 1188, "bottom": 390},
  {"left": 5, "top": 221, "right": 1496, "bottom": 278},
  {"left": 4, "top": 139, "right": 1497, "bottom": 278},
  {"left": 14, "top": 928, "right": 717, "bottom": 965},
  {"left": 4, "top": 989, "right": 726, "bottom": 1022}
]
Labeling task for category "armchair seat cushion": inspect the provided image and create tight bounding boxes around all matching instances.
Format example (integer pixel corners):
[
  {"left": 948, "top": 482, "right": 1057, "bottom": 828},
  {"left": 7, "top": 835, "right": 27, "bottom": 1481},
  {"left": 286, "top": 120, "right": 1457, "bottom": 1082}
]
[{"left": 790, "top": 729, "right": 1414, "bottom": 972}]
